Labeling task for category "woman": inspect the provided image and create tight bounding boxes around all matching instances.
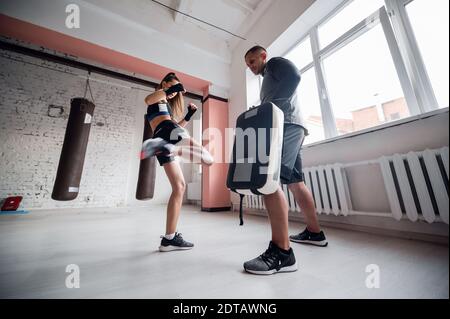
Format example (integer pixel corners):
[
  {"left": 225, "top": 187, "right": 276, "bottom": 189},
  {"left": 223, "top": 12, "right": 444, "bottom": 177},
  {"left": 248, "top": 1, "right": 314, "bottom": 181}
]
[{"left": 141, "top": 72, "right": 213, "bottom": 252}]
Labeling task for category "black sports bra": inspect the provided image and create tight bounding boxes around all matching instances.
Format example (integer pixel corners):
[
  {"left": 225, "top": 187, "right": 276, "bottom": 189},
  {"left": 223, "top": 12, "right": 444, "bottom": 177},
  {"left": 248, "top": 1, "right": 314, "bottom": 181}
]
[{"left": 146, "top": 101, "right": 173, "bottom": 121}]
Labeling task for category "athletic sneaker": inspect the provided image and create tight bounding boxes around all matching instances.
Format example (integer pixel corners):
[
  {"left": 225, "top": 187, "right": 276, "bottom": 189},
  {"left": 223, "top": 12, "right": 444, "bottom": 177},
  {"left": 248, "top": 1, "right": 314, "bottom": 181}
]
[
  {"left": 290, "top": 228, "right": 328, "bottom": 247},
  {"left": 159, "top": 233, "right": 194, "bottom": 252},
  {"left": 140, "top": 138, "right": 175, "bottom": 160},
  {"left": 243, "top": 241, "right": 298, "bottom": 275}
]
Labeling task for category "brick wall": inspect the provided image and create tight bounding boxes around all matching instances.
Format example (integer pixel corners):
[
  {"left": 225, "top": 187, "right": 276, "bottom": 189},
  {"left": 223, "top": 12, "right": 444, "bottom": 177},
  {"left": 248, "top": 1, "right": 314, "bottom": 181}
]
[
  {"left": 0, "top": 48, "right": 148, "bottom": 209},
  {"left": 352, "top": 106, "right": 380, "bottom": 131},
  {"left": 383, "top": 97, "right": 409, "bottom": 121}
]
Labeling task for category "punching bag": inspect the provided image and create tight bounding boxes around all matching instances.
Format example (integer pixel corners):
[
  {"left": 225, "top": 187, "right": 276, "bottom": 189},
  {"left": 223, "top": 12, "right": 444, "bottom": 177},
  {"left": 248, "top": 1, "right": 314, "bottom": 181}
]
[
  {"left": 52, "top": 97, "right": 95, "bottom": 200},
  {"left": 136, "top": 116, "right": 156, "bottom": 200}
]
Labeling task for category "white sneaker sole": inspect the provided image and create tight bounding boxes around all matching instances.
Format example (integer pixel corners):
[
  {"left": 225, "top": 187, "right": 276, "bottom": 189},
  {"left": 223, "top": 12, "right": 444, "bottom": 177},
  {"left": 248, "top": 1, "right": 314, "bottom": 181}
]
[
  {"left": 244, "top": 262, "right": 298, "bottom": 276},
  {"left": 159, "top": 245, "right": 194, "bottom": 252},
  {"left": 290, "top": 238, "right": 328, "bottom": 247}
]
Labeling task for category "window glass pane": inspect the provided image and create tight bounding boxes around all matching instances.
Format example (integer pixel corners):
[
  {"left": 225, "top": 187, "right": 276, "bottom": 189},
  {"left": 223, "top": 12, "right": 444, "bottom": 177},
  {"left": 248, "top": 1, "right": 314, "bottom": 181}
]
[
  {"left": 323, "top": 24, "right": 410, "bottom": 135},
  {"left": 318, "top": 0, "right": 385, "bottom": 49},
  {"left": 285, "top": 36, "right": 313, "bottom": 70},
  {"left": 406, "top": 0, "right": 449, "bottom": 108},
  {"left": 297, "top": 67, "right": 325, "bottom": 145}
]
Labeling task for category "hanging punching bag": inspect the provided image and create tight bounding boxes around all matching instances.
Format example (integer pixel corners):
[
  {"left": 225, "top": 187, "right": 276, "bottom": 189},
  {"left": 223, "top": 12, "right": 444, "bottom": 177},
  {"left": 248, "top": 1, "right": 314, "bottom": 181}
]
[
  {"left": 136, "top": 115, "right": 156, "bottom": 200},
  {"left": 52, "top": 97, "right": 95, "bottom": 200}
]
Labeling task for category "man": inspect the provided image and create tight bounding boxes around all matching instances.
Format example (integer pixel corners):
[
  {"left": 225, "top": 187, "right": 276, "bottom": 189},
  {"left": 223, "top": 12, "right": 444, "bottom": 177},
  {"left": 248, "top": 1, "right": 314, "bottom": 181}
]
[{"left": 243, "top": 45, "right": 328, "bottom": 275}]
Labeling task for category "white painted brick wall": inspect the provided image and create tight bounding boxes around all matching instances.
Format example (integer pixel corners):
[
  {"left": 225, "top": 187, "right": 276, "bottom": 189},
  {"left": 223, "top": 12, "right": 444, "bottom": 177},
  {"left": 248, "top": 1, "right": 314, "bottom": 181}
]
[{"left": 0, "top": 48, "right": 144, "bottom": 209}]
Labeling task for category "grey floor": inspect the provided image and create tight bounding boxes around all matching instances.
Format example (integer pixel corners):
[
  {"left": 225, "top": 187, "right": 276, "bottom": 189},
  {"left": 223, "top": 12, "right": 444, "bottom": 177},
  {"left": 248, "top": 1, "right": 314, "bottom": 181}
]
[{"left": 0, "top": 205, "right": 448, "bottom": 299}]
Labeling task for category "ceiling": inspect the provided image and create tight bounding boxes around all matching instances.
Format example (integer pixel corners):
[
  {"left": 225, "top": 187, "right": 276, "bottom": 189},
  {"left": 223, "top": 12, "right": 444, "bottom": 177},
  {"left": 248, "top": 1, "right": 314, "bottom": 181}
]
[
  {"left": 83, "top": 0, "right": 272, "bottom": 63},
  {"left": 157, "top": 0, "right": 264, "bottom": 40}
]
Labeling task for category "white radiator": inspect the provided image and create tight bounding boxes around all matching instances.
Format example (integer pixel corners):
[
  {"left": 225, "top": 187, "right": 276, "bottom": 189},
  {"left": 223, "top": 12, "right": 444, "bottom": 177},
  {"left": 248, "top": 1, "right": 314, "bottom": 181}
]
[
  {"left": 244, "top": 164, "right": 352, "bottom": 216},
  {"left": 379, "top": 146, "right": 449, "bottom": 224},
  {"left": 303, "top": 164, "right": 353, "bottom": 216},
  {"left": 244, "top": 147, "right": 449, "bottom": 224}
]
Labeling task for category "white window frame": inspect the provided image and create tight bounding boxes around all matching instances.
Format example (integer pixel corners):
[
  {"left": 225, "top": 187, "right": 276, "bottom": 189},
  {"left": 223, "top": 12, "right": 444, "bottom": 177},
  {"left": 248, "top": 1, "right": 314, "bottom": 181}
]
[
  {"left": 314, "top": 4, "right": 421, "bottom": 138},
  {"left": 285, "top": 35, "right": 333, "bottom": 138},
  {"left": 277, "top": 0, "right": 445, "bottom": 143},
  {"left": 384, "top": 0, "right": 439, "bottom": 112},
  {"left": 284, "top": 35, "right": 314, "bottom": 71}
]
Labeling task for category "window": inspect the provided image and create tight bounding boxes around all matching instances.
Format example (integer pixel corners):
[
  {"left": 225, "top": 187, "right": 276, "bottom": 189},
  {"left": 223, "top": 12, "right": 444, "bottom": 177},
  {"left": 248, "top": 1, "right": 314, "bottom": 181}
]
[
  {"left": 318, "top": 0, "right": 385, "bottom": 49},
  {"left": 405, "top": 0, "right": 449, "bottom": 108},
  {"left": 298, "top": 68, "right": 325, "bottom": 145},
  {"left": 285, "top": 36, "right": 313, "bottom": 70},
  {"left": 323, "top": 24, "right": 409, "bottom": 134},
  {"left": 389, "top": 112, "right": 400, "bottom": 121},
  {"left": 247, "top": 0, "right": 449, "bottom": 146}
]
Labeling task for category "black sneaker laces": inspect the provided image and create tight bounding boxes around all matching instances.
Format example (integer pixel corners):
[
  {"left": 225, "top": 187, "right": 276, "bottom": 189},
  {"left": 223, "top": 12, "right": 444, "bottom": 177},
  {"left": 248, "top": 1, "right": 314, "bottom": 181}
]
[
  {"left": 260, "top": 247, "right": 281, "bottom": 270},
  {"left": 299, "top": 228, "right": 310, "bottom": 239},
  {"left": 173, "top": 233, "right": 184, "bottom": 244}
]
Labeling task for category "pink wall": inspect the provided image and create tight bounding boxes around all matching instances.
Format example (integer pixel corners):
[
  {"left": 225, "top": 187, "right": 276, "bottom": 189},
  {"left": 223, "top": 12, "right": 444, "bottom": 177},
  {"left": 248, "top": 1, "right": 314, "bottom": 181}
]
[
  {"left": 0, "top": 13, "right": 210, "bottom": 92},
  {"left": 202, "top": 96, "right": 231, "bottom": 210}
]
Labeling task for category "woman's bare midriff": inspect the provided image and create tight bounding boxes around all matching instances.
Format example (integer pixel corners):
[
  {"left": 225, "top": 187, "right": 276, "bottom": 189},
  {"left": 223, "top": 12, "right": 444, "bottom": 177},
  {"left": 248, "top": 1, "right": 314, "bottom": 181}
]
[{"left": 149, "top": 115, "right": 173, "bottom": 132}]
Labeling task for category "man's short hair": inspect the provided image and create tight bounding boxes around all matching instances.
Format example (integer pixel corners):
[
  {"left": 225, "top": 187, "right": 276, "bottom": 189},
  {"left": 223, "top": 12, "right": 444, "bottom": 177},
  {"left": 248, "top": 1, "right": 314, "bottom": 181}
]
[{"left": 245, "top": 45, "right": 267, "bottom": 58}]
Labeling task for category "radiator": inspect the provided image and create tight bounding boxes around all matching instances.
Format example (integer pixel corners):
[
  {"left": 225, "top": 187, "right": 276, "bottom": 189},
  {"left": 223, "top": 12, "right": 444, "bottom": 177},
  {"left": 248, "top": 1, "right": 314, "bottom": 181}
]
[
  {"left": 379, "top": 146, "right": 449, "bottom": 224},
  {"left": 244, "top": 146, "right": 449, "bottom": 224},
  {"left": 244, "top": 164, "right": 352, "bottom": 216}
]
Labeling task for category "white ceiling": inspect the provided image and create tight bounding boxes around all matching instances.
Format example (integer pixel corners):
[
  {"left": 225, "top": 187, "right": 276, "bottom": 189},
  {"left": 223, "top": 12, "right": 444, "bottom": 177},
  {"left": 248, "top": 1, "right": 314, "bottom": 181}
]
[
  {"left": 158, "top": 0, "right": 263, "bottom": 40},
  {"left": 83, "top": 0, "right": 272, "bottom": 63}
]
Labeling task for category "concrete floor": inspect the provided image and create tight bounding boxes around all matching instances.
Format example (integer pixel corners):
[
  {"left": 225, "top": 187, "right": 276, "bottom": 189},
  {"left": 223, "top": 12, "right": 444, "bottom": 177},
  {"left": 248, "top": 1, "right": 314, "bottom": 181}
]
[{"left": 0, "top": 205, "right": 448, "bottom": 299}]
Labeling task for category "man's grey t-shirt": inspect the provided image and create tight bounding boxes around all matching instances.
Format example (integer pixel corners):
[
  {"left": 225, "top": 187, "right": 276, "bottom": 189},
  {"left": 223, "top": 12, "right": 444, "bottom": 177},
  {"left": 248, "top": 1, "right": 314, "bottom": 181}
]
[{"left": 260, "top": 57, "right": 306, "bottom": 131}]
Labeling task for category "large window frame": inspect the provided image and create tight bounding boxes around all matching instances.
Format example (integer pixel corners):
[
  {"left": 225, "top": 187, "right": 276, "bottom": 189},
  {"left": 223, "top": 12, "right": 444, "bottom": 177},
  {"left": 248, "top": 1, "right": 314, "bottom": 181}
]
[
  {"left": 384, "top": 0, "right": 440, "bottom": 112},
  {"left": 280, "top": 0, "right": 446, "bottom": 143}
]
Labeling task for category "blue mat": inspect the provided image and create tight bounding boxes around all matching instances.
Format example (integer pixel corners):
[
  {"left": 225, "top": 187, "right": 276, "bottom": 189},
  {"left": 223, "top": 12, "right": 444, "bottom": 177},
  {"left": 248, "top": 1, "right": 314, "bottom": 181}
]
[{"left": 0, "top": 210, "right": 29, "bottom": 215}]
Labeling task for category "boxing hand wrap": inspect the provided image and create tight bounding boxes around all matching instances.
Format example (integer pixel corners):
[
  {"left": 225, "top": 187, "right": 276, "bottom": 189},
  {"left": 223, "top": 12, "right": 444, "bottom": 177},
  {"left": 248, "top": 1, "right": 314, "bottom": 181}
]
[{"left": 184, "top": 104, "right": 197, "bottom": 122}]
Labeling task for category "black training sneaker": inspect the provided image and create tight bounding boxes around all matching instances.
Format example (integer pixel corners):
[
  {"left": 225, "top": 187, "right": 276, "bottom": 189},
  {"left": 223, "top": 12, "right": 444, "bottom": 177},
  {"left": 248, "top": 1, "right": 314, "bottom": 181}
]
[
  {"left": 140, "top": 138, "right": 174, "bottom": 160},
  {"left": 243, "top": 241, "right": 298, "bottom": 275},
  {"left": 159, "top": 233, "right": 194, "bottom": 252},
  {"left": 290, "top": 228, "right": 328, "bottom": 247}
]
